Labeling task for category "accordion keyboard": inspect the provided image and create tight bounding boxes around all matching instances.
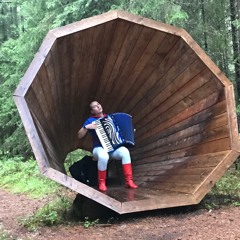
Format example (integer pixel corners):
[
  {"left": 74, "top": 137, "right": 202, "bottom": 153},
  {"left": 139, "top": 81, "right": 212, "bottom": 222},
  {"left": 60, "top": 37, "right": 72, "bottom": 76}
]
[{"left": 95, "top": 119, "right": 114, "bottom": 152}]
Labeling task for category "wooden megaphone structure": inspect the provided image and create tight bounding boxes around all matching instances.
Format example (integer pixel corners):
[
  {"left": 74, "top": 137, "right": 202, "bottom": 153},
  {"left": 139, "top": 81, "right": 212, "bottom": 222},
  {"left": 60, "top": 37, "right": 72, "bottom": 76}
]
[{"left": 14, "top": 10, "right": 240, "bottom": 214}]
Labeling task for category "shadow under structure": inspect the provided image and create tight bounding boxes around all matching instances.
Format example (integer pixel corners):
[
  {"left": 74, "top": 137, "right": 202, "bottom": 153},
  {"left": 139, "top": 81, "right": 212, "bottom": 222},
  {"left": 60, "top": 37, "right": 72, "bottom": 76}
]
[{"left": 13, "top": 10, "right": 240, "bottom": 214}]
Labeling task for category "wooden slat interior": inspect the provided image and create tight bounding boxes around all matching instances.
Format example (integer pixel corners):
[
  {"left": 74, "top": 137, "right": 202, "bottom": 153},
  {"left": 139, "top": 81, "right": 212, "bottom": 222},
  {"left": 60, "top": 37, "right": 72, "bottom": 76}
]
[{"left": 23, "top": 16, "right": 236, "bottom": 200}]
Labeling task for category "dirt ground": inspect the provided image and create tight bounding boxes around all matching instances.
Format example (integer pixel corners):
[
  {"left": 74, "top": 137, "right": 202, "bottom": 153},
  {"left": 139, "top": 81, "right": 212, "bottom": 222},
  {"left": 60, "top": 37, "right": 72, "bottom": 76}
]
[{"left": 0, "top": 188, "right": 240, "bottom": 240}]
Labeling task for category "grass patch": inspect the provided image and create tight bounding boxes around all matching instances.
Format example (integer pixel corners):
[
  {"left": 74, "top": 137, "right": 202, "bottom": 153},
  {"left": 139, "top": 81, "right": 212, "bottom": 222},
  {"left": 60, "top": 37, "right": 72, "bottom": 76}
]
[
  {"left": 20, "top": 195, "right": 73, "bottom": 231},
  {"left": 20, "top": 194, "right": 101, "bottom": 231},
  {"left": 0, "top": 154, "right": 239, "bottom": 231},
  {"left": 0, "top": 231, "right": 10, "bottom": 240},
  {"left": 0, "top": 224, "right": 13, "bottom": 240},
  {"left": 0, "top": 156, "right": 60, "bottom": 198},
  {"left": 200, "top": 168, "right": 240, "bottom": 209}
]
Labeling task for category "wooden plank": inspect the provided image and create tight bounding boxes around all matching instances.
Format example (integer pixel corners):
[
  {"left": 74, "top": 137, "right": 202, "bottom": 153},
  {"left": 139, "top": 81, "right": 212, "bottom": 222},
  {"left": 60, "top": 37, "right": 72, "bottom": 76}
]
[
  {"left": 117, "top": 10, "right": 184, "bottom": 37},
  {"left": 69, "top": 24, "right": 107, "bottom": 147},
  {"left": 193, "top": 150, "right": 239, "bottom": 203},
  {"left": 129, "top": 46, "right": 202, "bottom": 120},
  {"left": 115, "top": 34, "right": 179, "bottom": 114},
  {"left": 134, "top": 171, "right": 211, "bottom": 186},
  {"left": 181, "top": 29, "right": 232, "bottom": 87},
  {"left": 95, "top": 19, "right": 132, "bottom": 102},
  {"left": 105, "top": 186, "right": 194, "bottom": 213},
  {"left": 132, "top": 153, "right": 224, "bottom": 189},
  {"left": 26, "top": 80, "right": 63, "bottom": 158},
  {"left": 65, "top": 30, "right": 90, "bottom": 150},
  {"left": 44, "top": 165, "right": 197, "bottom": 215},
  {"left": 188, "top": 137, "right": 231, "bottom": 155},
  {"left": 13, "top": 96, "right": 50, "bottom": 173},
  {"left": 25, "top": 85, "right": 54, "bottom": 140},
  {"left": 55, "top": 35, "right": 72, "bottom": 151},
  {"left": 133, "top": 66, "right": 212, "bottom": 126},
  {"left": 68, "top": 30, "right": 85, "bottom": 148},
  {"left": 135, "top": 90, "right": 224, "bottom": 143},
  {"left": 88, "top": 20, "right": 118, "bottom": 101},
  {"left": 120, "top": 35, "right": 183, "bottom": 115},
  {"left": 14, "top": 31, "right": 56, "bottom": 97},
  {"left": 149, "top": 182, "right": 199, "bottom": 194},
  {"left": 51, "top": 11, "right": 118, "bottom": 38},
  {"left": 132, "top": 134, "right": 231, "bottom": 161},
  {"left": 135, "top": 166, "right": 214, "bottom": 178},
  {"left": 121, "top": 188, "right": 194, "bottom": 213},
  {"left": 133, "top": 118, "right": 229, "bottom": 157},
  {"left": 135, "top": 76, "right": 223, "bottom": 138},
  {"left": 135, "top": 110, "right": 228, "bottom": 152},
  {"left": 33, "top": 116, "right": 66, "bottom": 172},
  {"left": 105, "top": 26, "right": 157, "bottom": 112},
  {"left": 135, "top": 100, "right": 227, "bottom": 148},
  {"left": 103, "top": 23, "right": 143, "bottom": 102},
  {"left": 134, "top": 152, "right": 225, "bottom": 172},
  {"left": 43, "top": 44, "right": 65, "bottom": 151},
  {"left": 141, "top": 175, "right": 207, "bottom": 184},
  {"left": 37, "top": 65, "right": 65, "bottom": 153},
  {"left": 47, "top": 40, "right": 70, "bottom": 154},
  {"left": 24, "top": 100, "right": 66, "bottom": 171},
  {"left": 132, "top": 149, "right": 188, "bottom": 166},
  {"left": 45, "top": 168, "right": 123, "bottom": 213},
  {"left": 133, "top": 151, "right": 229, "bottom": 168},
  {"left": 225, "top": 85, "right": 240, "bottom": 152},
  {"left": 112, "top": 30, "right": 169, "bottom": 112},
  {"left": 76, "top": 22, "right": 118, "bottom": 149}
]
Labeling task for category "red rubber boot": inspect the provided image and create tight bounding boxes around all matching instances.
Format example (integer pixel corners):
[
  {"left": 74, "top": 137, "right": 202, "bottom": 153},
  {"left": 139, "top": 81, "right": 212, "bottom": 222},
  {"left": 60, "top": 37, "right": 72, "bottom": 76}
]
[
  {"left": 98, "top": 170, "right": 107, "bottom": 191},
  {"left": 122, "top": 163, "right": 138, "bottom": 189}
]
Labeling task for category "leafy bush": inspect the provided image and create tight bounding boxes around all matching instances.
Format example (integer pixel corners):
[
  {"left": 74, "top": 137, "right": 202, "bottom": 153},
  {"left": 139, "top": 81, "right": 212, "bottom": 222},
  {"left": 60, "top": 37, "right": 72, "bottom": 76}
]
[
  {"left": 0, "top": 156, "right": 60, "bottom": 198},
  {"left": 201, "top": 168, "right": 240, "bottom": 209},
  {"left": 0, "top": 228, "right": 10, "bottom": 240},
  {"left": 20, "top": 195, "right": 72, "bottom": 231}
]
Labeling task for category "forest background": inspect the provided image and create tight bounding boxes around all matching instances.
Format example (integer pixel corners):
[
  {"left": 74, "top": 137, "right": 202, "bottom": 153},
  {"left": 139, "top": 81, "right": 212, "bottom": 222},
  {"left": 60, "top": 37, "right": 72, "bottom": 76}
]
[{"left": 0, "top": 0, "right": 240, "bottom": 162}]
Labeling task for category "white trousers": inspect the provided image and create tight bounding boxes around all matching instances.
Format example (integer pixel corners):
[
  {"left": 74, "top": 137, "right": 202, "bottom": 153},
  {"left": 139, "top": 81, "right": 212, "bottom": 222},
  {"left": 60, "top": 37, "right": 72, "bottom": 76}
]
[{"left": 93, "top": 146, "right": 131, "bottom": 171}]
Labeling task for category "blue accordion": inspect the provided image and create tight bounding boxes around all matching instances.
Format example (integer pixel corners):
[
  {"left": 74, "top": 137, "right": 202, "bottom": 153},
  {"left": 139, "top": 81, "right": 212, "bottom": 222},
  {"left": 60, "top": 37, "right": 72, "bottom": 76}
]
[{"left": 95, "top": 113, "right": 135, "bottom": 152}]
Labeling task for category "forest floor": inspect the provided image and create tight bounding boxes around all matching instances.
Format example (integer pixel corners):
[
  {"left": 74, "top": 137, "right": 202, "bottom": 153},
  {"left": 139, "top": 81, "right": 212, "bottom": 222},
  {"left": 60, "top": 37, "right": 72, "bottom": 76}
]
[{"left": 0, "top": 188, "right": 240, "bottom": 240}]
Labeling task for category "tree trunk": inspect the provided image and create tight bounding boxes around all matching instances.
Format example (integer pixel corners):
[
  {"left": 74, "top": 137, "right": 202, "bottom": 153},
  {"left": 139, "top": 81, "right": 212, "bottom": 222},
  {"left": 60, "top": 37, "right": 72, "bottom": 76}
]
[
  {"left": 1, "top": 4, "right": 8, "bottom": 42},
  {"left": 200, "top": 0, "right": 208, "bottom": 51},
  {"left": 230, "top": 0, "right": 240, "bottom": 104}
]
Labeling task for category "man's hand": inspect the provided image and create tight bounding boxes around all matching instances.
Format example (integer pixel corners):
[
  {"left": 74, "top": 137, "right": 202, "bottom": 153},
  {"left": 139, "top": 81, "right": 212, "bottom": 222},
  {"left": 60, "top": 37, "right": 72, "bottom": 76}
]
[
  {"left": 85, "top": 122, "right": 97, "bottom": 130},
  {"left": 78, "top": 122, "right": 97, "bottom": 139}
]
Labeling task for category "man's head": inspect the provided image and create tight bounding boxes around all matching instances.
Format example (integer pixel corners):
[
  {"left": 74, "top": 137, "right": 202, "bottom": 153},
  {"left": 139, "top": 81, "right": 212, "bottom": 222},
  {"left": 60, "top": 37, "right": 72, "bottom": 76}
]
[{"left": 89, "top": 101, "right": 103, "bottom": 116}]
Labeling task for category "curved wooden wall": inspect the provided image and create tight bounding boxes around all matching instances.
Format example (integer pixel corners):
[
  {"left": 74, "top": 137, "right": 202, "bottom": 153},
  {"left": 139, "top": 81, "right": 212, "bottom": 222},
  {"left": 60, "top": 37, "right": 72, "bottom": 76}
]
[{"left": 13, "top": 11, "right": 240, "bottom": 214}]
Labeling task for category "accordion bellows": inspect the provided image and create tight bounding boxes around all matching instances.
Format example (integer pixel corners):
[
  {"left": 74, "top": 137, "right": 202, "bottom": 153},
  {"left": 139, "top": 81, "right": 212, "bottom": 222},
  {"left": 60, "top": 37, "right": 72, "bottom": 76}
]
[{"left": 95, "top": 113, "right": 135, "bottom": 152}]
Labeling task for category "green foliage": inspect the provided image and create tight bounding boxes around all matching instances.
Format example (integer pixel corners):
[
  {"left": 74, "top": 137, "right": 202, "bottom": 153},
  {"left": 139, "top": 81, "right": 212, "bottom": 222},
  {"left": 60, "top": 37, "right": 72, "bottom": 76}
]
[
  {"left": 116, "top": 0, "right": 188, "bottom": 25},
  {"left": 0, "top": 0, "right": 120, "bottom": 158},
  {"left": 213, "top": 168, "right": 240, "bottom": 196},
  {"left": 201, "top": 168, "right": 240, "bottom": 210},
  {"left": 0, "top": 225, "right": 11, "bottom": 240},
  {"left": 236, "top": 104, "right": 240, "bottom": 113},
  {"left": 0, "top": 3, "right": 47, "bottom": 157},
  {"left": 44, "top": 0, "right": 119, "bottom": 28},
  {"left": 0, "top": 1, "right": 19, "bottom": 43},
  {"left": 64, "top": 148, "right": 90, "bottom": 171},
  {"left": 21, "top": 195, "right": 99, "bottom": 231},
  {"left": 232, "top": 19, "right": 240, "bottom": 29},
  {"left": 82, "top": 217, "right": 99, "bottom": 228},
  {"left": 176, "top": 0, "right": 233, "bottom": 78},
  {"left": 0, "top": 157, "right": 60, "bottom": 197},
  {"left": 20, "top": 195, "right": 72, "bottom": 231},
  {"left": 0, "top": 0, "right": 239, "bottom": 159}
]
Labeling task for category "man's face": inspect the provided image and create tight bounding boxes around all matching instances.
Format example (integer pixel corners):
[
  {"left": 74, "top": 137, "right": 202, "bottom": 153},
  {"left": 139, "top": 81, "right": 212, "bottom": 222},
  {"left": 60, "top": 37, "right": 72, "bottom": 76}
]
[{"left": 90, "top": 101, "right": 103, "bottom": 115}]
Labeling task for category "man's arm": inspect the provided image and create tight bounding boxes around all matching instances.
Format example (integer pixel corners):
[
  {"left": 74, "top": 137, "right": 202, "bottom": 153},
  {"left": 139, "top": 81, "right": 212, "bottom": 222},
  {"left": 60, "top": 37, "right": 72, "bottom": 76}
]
[
  {"left": 78, "top": 123, "right": 97, "bottom": 139},
  {"left": 78, "top": 127, "right": 87, "bottom": 139}
]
